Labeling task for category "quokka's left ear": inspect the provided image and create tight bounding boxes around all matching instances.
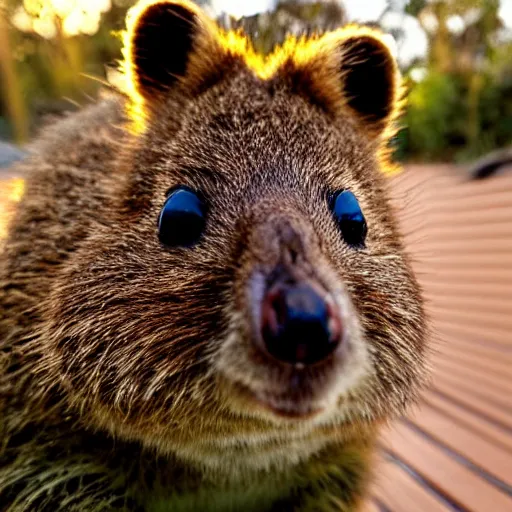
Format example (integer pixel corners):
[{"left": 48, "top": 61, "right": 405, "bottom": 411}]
[
  {"left": 123, "top": 0, "right": 226, "bottom": 101},
  {"left": 277, "top": 27, "right": 403, "bottom": 138}
]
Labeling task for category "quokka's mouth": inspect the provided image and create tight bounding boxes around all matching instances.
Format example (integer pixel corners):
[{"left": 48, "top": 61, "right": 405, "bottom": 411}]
[
  {"left": 251, "top": 391, "right": 325, "bottom": 419},
  {"left": 231, "top": 378, "right": 327, "bottom": 420}
]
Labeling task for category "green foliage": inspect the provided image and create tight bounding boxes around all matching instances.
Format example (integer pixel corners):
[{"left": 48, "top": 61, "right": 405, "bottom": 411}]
[
  {"left": 397, "top": 70, "right": 512, "bottom": 162},
  {"left": 405, "top": 72, "right": 460, "bottom": 160},
  {"left": 404, "top": 0, "right": 427, "bottom": 17}
]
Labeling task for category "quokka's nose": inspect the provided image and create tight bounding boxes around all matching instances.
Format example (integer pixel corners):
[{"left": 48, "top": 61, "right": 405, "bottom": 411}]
[{"left": 260, "top": 280, "right": 343, "bottom": 366}]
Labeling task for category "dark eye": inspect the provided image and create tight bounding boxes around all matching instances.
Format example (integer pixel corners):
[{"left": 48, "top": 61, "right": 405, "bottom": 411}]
[
  {"left": 158, "top": 186, "right": 206, "bottom": 248},
  {"left": 331, "top": 190, "right": 367, "bottom": 247}
]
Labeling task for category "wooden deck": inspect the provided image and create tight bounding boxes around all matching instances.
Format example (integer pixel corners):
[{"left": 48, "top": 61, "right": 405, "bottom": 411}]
[
  {"left": 1, "top": 164, "right": 511, "bottom": 510},
  {"left": 365, "top": 165, "right": 512, "bottom": 512}
]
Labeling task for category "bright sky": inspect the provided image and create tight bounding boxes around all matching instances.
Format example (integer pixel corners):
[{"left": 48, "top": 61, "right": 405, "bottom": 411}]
[
  {"left": 501, "top": 0, "right": 512, "bottom": 26},
  {"left": 211, "top": 0, "right": 512, "bottom": 67}
]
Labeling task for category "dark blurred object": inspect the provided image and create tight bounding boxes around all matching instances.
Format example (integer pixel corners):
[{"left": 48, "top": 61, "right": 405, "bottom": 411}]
[
  {"left": 0, "top": 141, "right": 26, "bottom": 168},
  {"left": 468, "top": 146, "right": 512, "bottom": 179}
]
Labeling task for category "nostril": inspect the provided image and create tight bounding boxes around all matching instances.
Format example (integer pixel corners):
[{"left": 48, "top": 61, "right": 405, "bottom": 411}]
[
  {"left": 288, "top": 246, "right": 298, "bottom": 265},
  {"left": 260, "top": 282, "right": 342, "bottom": 365}
]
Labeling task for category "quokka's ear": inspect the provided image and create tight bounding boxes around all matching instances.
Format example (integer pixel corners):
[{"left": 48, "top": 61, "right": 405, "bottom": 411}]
[
  {"left": 339, "top": 33, "right": 400, "bottom": 133},
  {"left": 123, "top": 0, "right": 224, "bottom": 100},
  {"left": 278, "top": 27, "right": 402, "bottom": 138}
]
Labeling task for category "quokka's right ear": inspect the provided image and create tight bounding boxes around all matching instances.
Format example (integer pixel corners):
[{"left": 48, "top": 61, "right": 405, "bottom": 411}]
[
  {"left": 123, "top": 0, "right": 226, "bottom": 101},
  {"left": 278, "top": 27, "right": 402, "bottom": 140}
]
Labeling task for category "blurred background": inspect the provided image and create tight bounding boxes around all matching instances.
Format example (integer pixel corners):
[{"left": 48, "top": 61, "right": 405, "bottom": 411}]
[
  {"left": 0, "top": 1, "right": 511, "bottom": 511},
  {"left": 1, "top": 0, "right": 512, "bottom": 162}
]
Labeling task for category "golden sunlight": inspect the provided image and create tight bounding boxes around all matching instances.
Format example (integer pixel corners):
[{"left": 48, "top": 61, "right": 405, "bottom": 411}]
[{"left": 0, "top": 178, "right": 25, "bottom": 241}]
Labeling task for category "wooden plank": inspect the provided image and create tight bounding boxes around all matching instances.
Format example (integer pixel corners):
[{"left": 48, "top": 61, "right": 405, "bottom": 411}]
[
  {"left": 432, "top": 341, "right": 512, "bottom": 376},
  {"left": 427, "top": 296, "right": 512, "bottom": 316},
  {"left": 359, "top": 500, "right": 381, "bottom": 512},
  {"left": 422, "top": 390, "right": 512, "bottom": 451},
  {"left": 409, "top": 404, "right": 512, "bottom": 486},
  {"left": 409, "top": 229, "right": 512, "bottom": 246},
  {"left": 411, "top": 240, "right": 507, "bottom": 254},
  {"left": 418, "top": 271, "right": 512, "bottom": 286},
  {"left": 432, "top": 358, "right": 512, "bottom": 396},
  {"left": 415, "top": 267, "right": 512, "bottom": 284},
  {"left": 423, "top": 182, "right": 512, "bottom": 199},
  {"left": 424, "top": 280, "right": 512, "bottom": 300},
  {"left": 417, "top": 190, "right": 512, "bottom": 210},
  {"left": 372, "top": 459, "right": 451, "bottom": 512},
  {"left": 382, "top": 422, "right": 512, "bottom": 512},
  {"left": 433, "top": 374, "right": 512, "bottom": 429},
  {"left": 430, "top": 320, "right": 512, "bottom": 350},
  {"left": 420, "top": 206, "right": 512, "bottom": 225},
  {"left": 432, "top": 366, "right": 511, "bottom": 409},
  {"left": 429, "top": 307, "right": 512, "bottom": 334},
  {"left": 433, "top": 352, "right": 511, "bottom": 383},
  {"left": 417, "top": 251, "right": 512, "bottom": 267},
  {"left": 400, "top": 173, "right": 512, "bottom": 198},
  {"left": 431, "top": 321, "right": 512, "bottom": 353},
  {"left": 432, "top": 333, "right": 512, "bottom": 360}
]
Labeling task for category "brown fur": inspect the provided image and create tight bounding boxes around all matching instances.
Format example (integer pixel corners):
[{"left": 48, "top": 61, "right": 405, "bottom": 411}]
[{"left": 0, "top": 1, "right": 427, "bottom": 510}]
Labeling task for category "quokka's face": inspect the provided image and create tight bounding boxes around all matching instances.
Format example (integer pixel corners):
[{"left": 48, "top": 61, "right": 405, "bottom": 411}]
[{"left": 43, "top": 0, "right": 427, "bottom": 471}]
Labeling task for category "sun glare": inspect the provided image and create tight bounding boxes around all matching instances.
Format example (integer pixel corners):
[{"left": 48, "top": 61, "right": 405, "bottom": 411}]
[
  {"left": 11, "top": 0, "right": 112, "bottom": 38},
  {"left": 0, "top": 178, "right": 25, "bottom": 241}
]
